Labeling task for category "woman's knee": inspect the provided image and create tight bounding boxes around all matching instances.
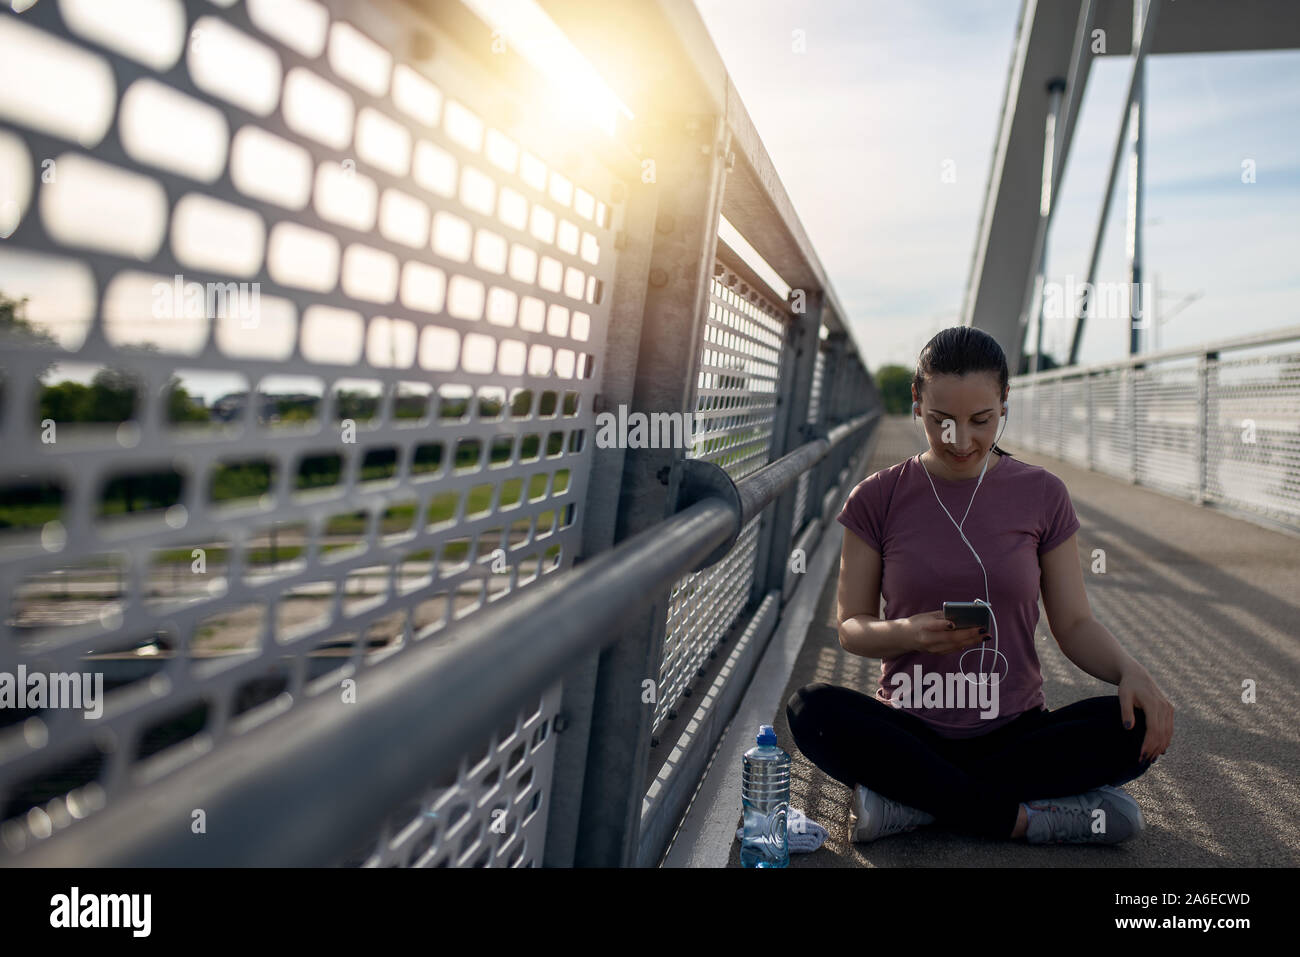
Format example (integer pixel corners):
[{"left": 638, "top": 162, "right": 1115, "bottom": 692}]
[
  {"left": 1046, "top": 696, "right": 1152, "bottom": 781},
  {"left": 786, "top": 682, "right": 835, "bottom": 733},
  {"left": 1079, "top": 694, "right": 1148, "bottom": 737},
  {"left": 1102, "top": 695, "right": 1154, "bottom": 780},
  {"left": 1110, "top": 695, "right": 1149, "bottom": 754}
]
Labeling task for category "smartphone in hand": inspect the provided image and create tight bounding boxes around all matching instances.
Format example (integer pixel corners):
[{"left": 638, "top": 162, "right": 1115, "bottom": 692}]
[{"left": 943, "top": 601, "right": 989, "bottom": 631}]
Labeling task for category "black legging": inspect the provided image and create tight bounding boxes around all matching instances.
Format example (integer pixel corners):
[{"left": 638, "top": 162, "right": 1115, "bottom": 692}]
[{"left": 786, "top": 682, "right": 1154, "bottom": 839}]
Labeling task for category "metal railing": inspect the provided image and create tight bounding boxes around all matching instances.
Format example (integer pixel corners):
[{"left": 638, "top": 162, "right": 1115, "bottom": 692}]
[
  {"left": 0, "top": 0, "right": 880, "bottom": 867},
  {"left": 12, "top": 411, "right": 877, "bottom": 866},
  {"left": 1004, "top": 325, "right": 1300, "bottom": 532}
]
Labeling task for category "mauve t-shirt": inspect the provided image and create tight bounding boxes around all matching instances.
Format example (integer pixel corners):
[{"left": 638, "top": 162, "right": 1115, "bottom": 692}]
[{"left": 836, "top": 451, "right": 1081, "bottom": 738}]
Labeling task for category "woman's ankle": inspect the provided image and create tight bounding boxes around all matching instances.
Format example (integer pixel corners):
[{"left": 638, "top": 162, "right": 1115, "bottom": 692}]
[{"left": 1010, "top": 803, "right": 1029, "bottom": 839}]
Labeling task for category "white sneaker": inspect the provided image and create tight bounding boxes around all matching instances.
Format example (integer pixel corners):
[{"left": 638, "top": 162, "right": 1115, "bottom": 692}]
[
  {"left": 849, "top": 783, "right": 936, "bottom": 843},
  {"left": 1024, "top": 785, "right": 1145, "bottom": 844}
]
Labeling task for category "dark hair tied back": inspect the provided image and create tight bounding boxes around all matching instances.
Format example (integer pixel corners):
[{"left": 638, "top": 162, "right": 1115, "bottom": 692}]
[{"left": 913, "top": 326, "right": 1012, "bottom": 458}]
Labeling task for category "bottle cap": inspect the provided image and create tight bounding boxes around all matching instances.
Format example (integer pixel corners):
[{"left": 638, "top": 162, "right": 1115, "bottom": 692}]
[{"left": 757, "top": 724, "right": 776, "bottom": 746}]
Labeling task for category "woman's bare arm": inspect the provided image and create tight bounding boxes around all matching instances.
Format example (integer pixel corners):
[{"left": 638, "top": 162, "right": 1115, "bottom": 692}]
[
  {"left": 1040, "top": 531, "right": 1175, "bottom": 760},
  {"left": 837, "top": 526, "right": 986, "bottom": 659},
  {"left": 836, "top": 527, "right": 921, "bottom": 658},
  {"left": 1039, "top": 533, "right": 1144, "bottom": 681}
]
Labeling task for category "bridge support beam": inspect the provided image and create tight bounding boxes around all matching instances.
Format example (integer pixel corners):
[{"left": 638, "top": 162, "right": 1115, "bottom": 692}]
[
  {"left": 570, "top": 111, "right": 733, "bottom": 867},
  {"left": 752, "top": 291, "right": 823, "bottom": 604}
]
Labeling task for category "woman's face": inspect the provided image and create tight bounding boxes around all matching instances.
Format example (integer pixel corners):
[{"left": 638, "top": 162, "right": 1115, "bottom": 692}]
[{"left": 913, "top": 372, "right": 1005, "bottom": 476}]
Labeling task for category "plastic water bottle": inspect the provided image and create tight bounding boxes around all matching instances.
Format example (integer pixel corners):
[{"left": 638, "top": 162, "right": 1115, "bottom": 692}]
[{"left": 741, "top": 724, "right": 789, "bottom": 868}]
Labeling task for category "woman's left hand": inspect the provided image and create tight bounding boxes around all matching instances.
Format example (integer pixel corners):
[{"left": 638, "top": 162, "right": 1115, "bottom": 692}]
[{"left": 1117, "top": 663, "right": 1174, "bottom": 762}]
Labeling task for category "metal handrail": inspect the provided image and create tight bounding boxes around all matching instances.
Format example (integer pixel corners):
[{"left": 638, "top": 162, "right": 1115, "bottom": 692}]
[
  {"left": 736, "top": 414, "right": 875, "bottom": 525},
  {"left": 18, "top": 413, "right": 878, "bottom": 866},
  {"left": 1013, "top": 323, "right": 1300, "bottom": 385}
]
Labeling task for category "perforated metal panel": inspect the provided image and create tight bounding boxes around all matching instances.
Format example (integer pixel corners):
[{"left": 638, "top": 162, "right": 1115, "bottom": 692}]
[
  {"left": 1091, "top": 369, "right": 1132, "bottom": 477},
  {"left": 652, "top": 263, "right": 785, "bottom": 738},
  {"left": 691, "top": 265, "right": 784, "bottom": 480},
  {"left": 1004, "top": 339, "right": 1300, "bottom": 529},
  {"left": 1207, "top": 349, "right": 1300, "bottom": 523},
  {"left": 0, "top": 0, "right": 623, "bottom": 866},
  {"left": 1059, "top": 373, "right": 1088, "bottom": 464},
  {"left": 342, "top": 679, "right": 562, "bottom": 868},
  {"left": 1135, "top": 359, "right": 1201, "bottom": 497}
]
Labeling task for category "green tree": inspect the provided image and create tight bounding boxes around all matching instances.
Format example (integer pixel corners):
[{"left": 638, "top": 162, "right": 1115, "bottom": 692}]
[
  {"left": 874, "top": 364, "right": 914, "bottom": 414},
  {"left": 166, "top": 377, "right": 210, "bottom": 423},
  {"left": 88, "top": 367, "right": 137, "bottom": 422},
  {"left": 1, "top": 289, "right": 58, "bottom": 385},
  {"left": 210, "top": 462, "right": 273, "bottom": 502},
  {"left": 334, "top": 389, "right": 378, "bottom": 422},
  {"left": 37, "top": 369, "right": 137, "bottom": 424},
  {"left": 101, "top": 469, "right": 182, "bottom": 516},
  {"left": 278, "top": 403, "right": 316, "bottom": 423},
  {"left": 296, "top": 454, "right": 341, "bottom": 490},
  {"left": 1018, "top": 353, "right": 1059, "bottom": 375},
  {"left": 38, "top": 380, "right": 93, "bottom": 424},
  {"left": 1, "top": 291, "right": 25, "bottom": 321}
]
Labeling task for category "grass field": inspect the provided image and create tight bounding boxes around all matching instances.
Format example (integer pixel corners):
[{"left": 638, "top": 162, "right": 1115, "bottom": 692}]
[{"left": 2, "top": 464, "right": 573, "bottom": 532}]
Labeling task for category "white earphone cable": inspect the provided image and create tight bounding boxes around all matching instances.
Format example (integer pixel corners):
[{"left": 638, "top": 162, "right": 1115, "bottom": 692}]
[{"left": 914, "top": 400, "right": 1012, "bottom": 687}]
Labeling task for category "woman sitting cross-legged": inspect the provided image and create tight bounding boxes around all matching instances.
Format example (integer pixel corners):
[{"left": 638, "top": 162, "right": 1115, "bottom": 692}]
[{"left": 787, "top": 327, "right": 1174, "bottom": 846}]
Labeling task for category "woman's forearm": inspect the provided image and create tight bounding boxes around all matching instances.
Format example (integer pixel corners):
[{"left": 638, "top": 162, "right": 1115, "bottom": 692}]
[
  {"left": 1056, "top": 617, "right": 1143, "bottom": 685},
  {"left": 839, "top": 614, "right": 917, "bottom": 659}
]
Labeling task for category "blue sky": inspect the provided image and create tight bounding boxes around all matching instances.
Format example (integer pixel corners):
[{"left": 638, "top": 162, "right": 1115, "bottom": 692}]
[{"left": 691, "top": 0, "right": 1300, "bottom": 373}]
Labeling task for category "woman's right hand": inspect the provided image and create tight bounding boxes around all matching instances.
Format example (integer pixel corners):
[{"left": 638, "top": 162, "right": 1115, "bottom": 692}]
[{"left": 906, "top": 609, "right": 987, "bottom": 655}]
